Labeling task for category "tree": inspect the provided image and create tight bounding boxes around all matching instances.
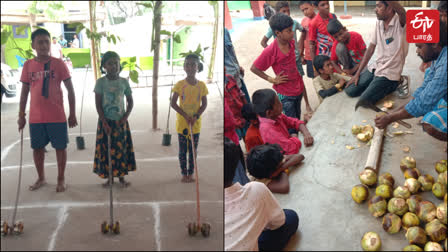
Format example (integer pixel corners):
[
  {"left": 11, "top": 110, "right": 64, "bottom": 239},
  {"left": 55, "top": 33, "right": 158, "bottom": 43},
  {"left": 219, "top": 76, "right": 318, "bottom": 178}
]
[
  {"left": 152, "top": 1, "right": 162, "bottom": 130},
  {"left": 207, "top": 1, "right": 219, "bottom": 82}
]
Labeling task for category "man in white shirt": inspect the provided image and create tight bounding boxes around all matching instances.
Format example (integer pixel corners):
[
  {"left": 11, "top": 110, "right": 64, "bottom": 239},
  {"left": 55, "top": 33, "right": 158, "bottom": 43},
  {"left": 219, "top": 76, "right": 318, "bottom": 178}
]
[
  {"left": 224, "top": 138, "right": 299, "bottom": 251},
  {"left": 50, "top": 37, "right": 63, "bottom": 59},
  {"left": 345, "top": 1, "right": 410, "bottom": 107}
]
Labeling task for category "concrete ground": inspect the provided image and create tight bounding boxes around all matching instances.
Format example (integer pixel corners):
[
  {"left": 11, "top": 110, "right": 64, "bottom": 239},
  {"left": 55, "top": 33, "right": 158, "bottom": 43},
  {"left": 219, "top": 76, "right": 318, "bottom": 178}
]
[
  {"left": 229, "top": 10, "right": 446, "bottom": 251},
  {"left": 1, "top": 65, "right": 224, "bottom": 250}
]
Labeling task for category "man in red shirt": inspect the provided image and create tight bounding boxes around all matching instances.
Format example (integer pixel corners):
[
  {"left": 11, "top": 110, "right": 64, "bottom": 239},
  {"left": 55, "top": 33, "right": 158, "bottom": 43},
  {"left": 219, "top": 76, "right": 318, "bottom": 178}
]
[
  {"left": 308, "top": 0, "right": 337, "bottom": 60},
  {"left": 327, "top": 19, "right": 367, "bottom": 76}
]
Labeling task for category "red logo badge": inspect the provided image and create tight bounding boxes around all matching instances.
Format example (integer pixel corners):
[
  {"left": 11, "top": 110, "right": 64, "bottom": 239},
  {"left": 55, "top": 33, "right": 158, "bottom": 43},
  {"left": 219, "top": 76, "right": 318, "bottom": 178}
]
[{"left": 406, "top": 10, "right": 439, "bottom": 43}]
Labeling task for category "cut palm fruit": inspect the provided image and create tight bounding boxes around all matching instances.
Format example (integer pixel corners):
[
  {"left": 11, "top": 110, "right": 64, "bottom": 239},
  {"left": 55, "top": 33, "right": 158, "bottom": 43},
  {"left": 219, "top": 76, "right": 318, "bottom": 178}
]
[
  {"left": 383, "top": 100, "right": 394, "bottom": 109},
  {"left": 403, "top": 146, "right": 410, "bottom": 153},
  {"left": 362, "top": 120, "right": 367, "bottom": 123},
  {"left": 346, "top": 145, "right": 355, "bottom": 150},
  {"left": 393, "top": 131, "right": 404, "bottom": 135},
  {"left": 392, "top": 122, "right": 399, "bottom": 128}
]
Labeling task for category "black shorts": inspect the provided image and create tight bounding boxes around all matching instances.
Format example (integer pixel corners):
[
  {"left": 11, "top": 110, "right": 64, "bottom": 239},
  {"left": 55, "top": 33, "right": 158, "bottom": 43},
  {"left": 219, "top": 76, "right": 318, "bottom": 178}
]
[{"left": 29, "top": 122, "right": 68, "bottom": 150}]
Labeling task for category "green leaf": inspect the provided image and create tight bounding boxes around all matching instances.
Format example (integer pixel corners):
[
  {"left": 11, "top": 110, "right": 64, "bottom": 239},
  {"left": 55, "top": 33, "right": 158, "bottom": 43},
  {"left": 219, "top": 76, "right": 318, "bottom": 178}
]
[
  {"left": 173, "top": 34, "right": 181, "bottom": 43},
  {"left": 117, "top": 36, "right": 122, "bottom": 42},
  {"left": 85, "top": 29, "right": 91, "bottom": 39},
  {"left": 122, "top": 61, "right": 128, "bottom": 68},
  {"left": 130, "top": 56, "right": 137, "bottom": 63},
  {"left": 107, "top": 36, "right": 111, "bottom": 43},
  {"left": 160, "top": 30, "right": 171, "bottom": 36},
  {"left": 1, "top": 30, "right": 12, "bottom": 45},
  {"left": 16, "top": 26, "right": 28, "bottom": 35},
  {"left": 137, "top": 2, "right": 153, "bottom": 9},
  {"left": 203, "top": 46, "right": 209, "bottom": 51},
  {"left": 110, "top": 34, "right": 116, "bottom": 44},
  {"left": 194, "top": 44, "right": 202, "bottom": 54},
  {"left": 129, "top": 70, "right": 139, "bottom": 84}
]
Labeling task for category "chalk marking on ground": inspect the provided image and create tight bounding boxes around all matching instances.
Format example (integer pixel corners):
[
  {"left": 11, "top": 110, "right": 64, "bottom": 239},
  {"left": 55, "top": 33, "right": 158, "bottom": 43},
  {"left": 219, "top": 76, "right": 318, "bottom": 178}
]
[
  {"left": 153, "top": 203, "right": 161, "bottom": 251},
  {"left": 0, "top": 200, "right": 222, "bottom": 210},
  {"left": 0, "top": 130, "right": 148, "bottom": 163},
  {"left": 1, "top": 155, "right": 222, "bottom": 171},
  {"left": 47, "top": 205, "right": 68, "bottom": 251}
]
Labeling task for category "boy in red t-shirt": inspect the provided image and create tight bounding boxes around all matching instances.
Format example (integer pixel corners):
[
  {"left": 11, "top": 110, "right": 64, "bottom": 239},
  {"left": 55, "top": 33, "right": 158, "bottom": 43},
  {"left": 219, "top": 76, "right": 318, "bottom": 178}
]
[
  {"left": 298, "top": 0, "right": 317, "bottom": 79},
  {"left": 327, "top": 19, "right": 367, "bottom": 76},
  {"left": 308, "top": 0, "right": 337, "bottom": 61},
  {"left": 18, "top": 28, "right": 78, "bottom": 192},
  {"left": 251, "top": 13, "right": 312, "bottom": 136}
]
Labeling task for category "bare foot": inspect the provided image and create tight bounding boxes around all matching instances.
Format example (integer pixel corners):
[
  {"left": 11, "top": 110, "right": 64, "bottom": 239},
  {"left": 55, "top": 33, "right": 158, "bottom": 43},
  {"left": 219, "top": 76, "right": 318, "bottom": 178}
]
[
  {"left": 56, "top": 183, "right": 66, "bottom": 193},
  {"left": 29, "top": 179, "right": 47, "bottom": 191},
  {"left": 102, "top": 177, "right": 114, "bottom": 187},
  {"left": 297, "top": 154, "right": 305, "bottom": 163},
  {"left": 186, "top": 175, "right": 195, "bottom": 183},
  {"left": 119, "top": 177, "right": 131, "bottom": 187},
  {"left": 181, "top": 175, "right": 189, "bottom": 183}
]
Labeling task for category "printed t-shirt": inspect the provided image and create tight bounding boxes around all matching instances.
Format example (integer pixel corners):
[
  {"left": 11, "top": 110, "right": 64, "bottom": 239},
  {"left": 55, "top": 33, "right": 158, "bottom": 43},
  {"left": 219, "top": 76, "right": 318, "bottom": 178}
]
[
  {"left": 330, "top": 31, "right": 366, "bottom": 65},
  {"left": 20, "top": 57, "right": 71, "bottom": 123},
  {"left": 308, "top": 13, "right": 337, "bottom": 56},
  {"left": 173, "top": 79, "right": 208, "bottom": 134},
  {"left": 94, "top": 76, "right": 132, "bottom": 121},
  {"left": 253, "top": 39, "right": 304, "bottom": 97}
]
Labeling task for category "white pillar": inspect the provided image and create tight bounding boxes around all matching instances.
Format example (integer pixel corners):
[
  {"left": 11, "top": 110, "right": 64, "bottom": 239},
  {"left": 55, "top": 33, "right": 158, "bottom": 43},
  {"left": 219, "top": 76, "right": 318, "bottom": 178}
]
[{"left": 330, "top": 1, "right": 335, "bottom": 14}]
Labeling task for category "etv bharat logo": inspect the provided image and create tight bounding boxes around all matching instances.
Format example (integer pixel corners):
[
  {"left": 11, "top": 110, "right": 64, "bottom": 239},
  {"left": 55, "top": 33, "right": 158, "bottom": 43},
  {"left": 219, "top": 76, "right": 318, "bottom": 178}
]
[{"left": 406, "top": 10, "right": 439, "bottom": 43}]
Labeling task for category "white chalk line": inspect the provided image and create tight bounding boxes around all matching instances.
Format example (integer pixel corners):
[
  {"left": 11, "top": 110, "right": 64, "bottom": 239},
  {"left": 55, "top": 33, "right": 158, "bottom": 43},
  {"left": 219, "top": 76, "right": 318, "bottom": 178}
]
[
  {"left": 153, "top": 204, "right": 161, "bottom": 251},
  {"left": 0, "top": 200, "right": 222, "bottom": 210},
  {"left": 0, "top": 155, "right": 222, "bottom": 171},
  {"left": 0, "top": 129, "right": 147, "bottom": 163},
  {"left": 47, "top": 205, "right": 68, "bottom": 251}
]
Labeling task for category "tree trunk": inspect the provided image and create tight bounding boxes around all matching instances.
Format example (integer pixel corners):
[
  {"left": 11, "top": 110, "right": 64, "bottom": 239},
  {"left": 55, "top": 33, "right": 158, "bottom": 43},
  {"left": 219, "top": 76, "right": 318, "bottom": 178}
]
[
  {"left": 152, "top": 1, "right": 162, "bottom": 130},
  {"left": 207, "top": 2, "right": 219, "bottom": 81},
  {"left": 89, "top": 1, "right": 100, "bottom": 81}
]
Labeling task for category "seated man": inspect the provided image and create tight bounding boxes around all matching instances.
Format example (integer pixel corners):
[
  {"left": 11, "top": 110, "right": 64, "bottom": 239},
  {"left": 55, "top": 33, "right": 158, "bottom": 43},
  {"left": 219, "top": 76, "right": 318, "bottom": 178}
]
[
  {"left": 345, "top": 1, "right": 410, "bottom": 107},
  {"left": 375, "top": 22, "right": 447, "bottom": 141},
  {"left": 224, "top": 137, "right": 299, "bottom": 251}
]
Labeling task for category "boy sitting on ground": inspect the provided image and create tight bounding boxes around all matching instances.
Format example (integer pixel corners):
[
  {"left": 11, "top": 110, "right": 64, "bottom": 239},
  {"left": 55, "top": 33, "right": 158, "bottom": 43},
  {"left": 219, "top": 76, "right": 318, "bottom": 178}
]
[
  {"left": 313, "top": 55, "right": 351, "bottom": 104},
  {"left": 252, "top": 89, "right": 314, "bottom": 155},
  {"left": 247, "top": 143, "right": 305, "bottom": 194},
  {"left": 327, "top": 19, "right": 367, "bottom": 76}
]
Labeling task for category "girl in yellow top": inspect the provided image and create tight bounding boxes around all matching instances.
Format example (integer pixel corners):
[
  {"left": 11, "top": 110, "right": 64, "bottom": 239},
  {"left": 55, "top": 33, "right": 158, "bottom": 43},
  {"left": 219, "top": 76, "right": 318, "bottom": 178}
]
[{"left": 170, "top": 54, "right": 208, "bottom": 183}]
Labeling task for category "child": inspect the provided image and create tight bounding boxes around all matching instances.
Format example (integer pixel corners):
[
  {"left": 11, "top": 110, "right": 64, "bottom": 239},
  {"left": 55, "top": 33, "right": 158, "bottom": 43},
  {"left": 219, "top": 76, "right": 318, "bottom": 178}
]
[
  {"left": 327, "top": 19, "right": 367, "bottom": 76},
  {"left": 170, "top": 54, "right": 208, "bottom": 183},
  {"left": 252, "top": 89, "right": 314, "bottom": 155},
  {"left": 299, "top": 0, "right": 317, "bottom": 79},
  {"left": 18, "top": 28, "right": 78, "bottom": 193},
  {"left": 260, "top": 1, "right": 306, "bottom": 77},
  {"left": 313, "top": 55, "right": 351, "bottom": 104},
  {"left": 93, "top": 51, "right": 136, "bottom": 187},
  {"left": 309, "top": 0, "right": 337, "bottom": 60},
  {"left": 246, "top": 143, "right": 304, "bottom": 194},
  {"left": 224, "top": 137, "right": 299, "bottom": 251},
  {"left": 251, "top": 13, "right": 313, "bottom": 136},
  {"left": 241, "top": 103, "right": 264, "bottom": 153}
]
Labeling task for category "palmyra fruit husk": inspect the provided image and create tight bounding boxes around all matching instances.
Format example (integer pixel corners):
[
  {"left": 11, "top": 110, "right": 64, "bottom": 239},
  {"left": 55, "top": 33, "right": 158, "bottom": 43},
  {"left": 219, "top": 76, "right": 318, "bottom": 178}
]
[
  {"left": 432, "top": 182, "right": 447, "bottom": 199},
  {"left": 352, "top": 125, "right": 362, "bottom": 135},
  {"left": 435, "top": 160, "right": 447, "bottom": 174},
  {"left": 425, "top": 219, "right": 447, "bottom": 242},
  {"left": 375, "top": 184, "right": 392, "bottom": 199},
  {"left": 418, "top": 174, "right": 435, "bottom": 192},
  {"left": 404, "top": 178, "right": 421, "bottom": 194},
  {"left": 416, "top": 201, "right": 437, "bottom": 223},
  {"left": 387, "top": 197, "right": 409, "bottom": 216},
  {"left": 352, "top": 184, "right": 369, "bottom": 204},
  {"left": 402, "top": 212, "right": 420, "bottom": 231},
  {"left": 423, "top": 241, "right": 443, "bottom": 251},
  {"left": 407, "top": 195, "right": 423, "bottom": 214},
  {"left": 361, "top": 232, "right": 381, "bottom": 251},
  {"left": 406, "top": 226, "right": 427, "bottom": 246},
  {"left": 437, "top": 171, "right": 447, "bottom": 186},
  {"left": 393, "top": 186, "right": 411, "bottom": 199},
  {"left": 382, "top": 213, "right": 402, "bottom": 234},
  {"left": 436, "top": 203, "right": 447, "bottom": 225},
  {"left": 403, "top": 244, "right": 423, "bottom": 251},
  {"left": 401, "top": 156, "right": 417, "bottom": 171},
  {"left": 404, "top": 168, "right": 421, "bottom": 180},
  {"left": 378, "top": 172, "right": 395, "bottom": 187},
  {"left": 368, "top": 195, "right": 387, "bottom": 217},
  {"left": 360, "top": 169, "right": 377, "bottom": 187}
]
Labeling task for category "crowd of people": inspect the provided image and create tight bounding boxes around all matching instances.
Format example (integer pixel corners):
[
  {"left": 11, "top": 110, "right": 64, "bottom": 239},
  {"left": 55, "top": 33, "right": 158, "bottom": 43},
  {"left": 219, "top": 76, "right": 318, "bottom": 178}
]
[{"left": 224, "top": 1, "right": 447, "bottom": 251}]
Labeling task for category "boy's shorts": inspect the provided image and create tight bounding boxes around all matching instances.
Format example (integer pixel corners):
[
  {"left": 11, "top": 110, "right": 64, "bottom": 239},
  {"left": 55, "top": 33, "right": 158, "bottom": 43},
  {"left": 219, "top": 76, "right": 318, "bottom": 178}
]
[
  {"left": 306, "top": 60, "right": 314, "bottom": 78},
  {"left": 30, "top": 122, "right": 69, "bottom": 150},
  {"left": 422, "top": 98, "right": 447, "bottom": 134}
]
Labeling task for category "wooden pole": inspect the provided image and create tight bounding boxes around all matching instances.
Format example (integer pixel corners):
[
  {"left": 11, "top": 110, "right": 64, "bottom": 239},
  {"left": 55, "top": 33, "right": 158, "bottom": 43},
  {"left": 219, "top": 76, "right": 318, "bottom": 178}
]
[
  {"left": 364, "top": 127, "right": 385, "bottom": 174},
  {"left": 89, "top": 1, "right": 99, "bottom": 81}
]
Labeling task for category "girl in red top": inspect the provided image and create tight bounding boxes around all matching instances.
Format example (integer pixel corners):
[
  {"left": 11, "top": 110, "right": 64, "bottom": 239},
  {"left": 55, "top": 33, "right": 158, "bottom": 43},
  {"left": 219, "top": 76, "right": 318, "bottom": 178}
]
[{"left": 241, "top": 104, "right": 264, "bottom": 153}]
